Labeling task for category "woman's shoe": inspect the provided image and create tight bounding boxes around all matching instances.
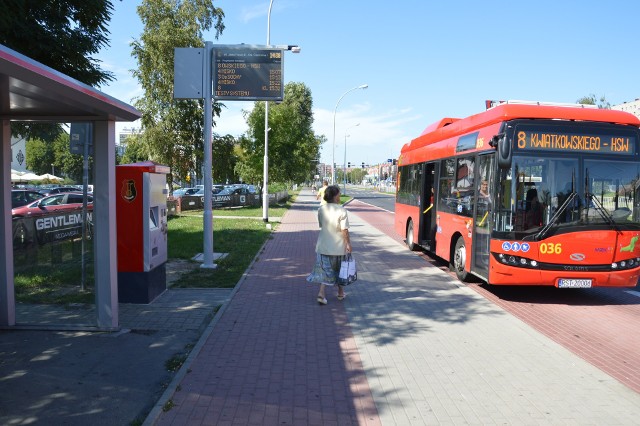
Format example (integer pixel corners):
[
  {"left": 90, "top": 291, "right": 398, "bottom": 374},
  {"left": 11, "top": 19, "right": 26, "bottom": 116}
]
[
  {"left": 337, "top": 293, "right": 347, "bottom": 301},
  {"left": 317, "top": 296, "right": 327, "bottom": 305}
]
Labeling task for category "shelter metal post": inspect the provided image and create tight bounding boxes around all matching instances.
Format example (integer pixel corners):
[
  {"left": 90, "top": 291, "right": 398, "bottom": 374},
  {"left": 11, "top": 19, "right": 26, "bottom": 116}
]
[
  {"left": 0, "top": 119, "right": 15, "bottom": 326},
  {"left": 93, "top": 121, "right": 119, "bottom": 329}
]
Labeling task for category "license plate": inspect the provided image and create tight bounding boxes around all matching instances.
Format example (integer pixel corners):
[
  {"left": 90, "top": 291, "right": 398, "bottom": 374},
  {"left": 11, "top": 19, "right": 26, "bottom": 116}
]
[{"left": 558, "top": 278, "right": 592, "bottom": 288}]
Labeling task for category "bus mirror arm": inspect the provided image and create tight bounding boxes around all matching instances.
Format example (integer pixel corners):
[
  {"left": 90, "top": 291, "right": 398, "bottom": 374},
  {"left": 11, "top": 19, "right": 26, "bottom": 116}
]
[
  {"left": 490, "top": 133, "right": 511, "bottom": 168},
  {"left": 489, "top": 133, "right": 503, "bottom": 147}
]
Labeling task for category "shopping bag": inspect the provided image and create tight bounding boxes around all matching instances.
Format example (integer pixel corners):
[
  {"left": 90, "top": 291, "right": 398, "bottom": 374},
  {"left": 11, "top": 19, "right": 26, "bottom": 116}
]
[{"left": 338, "top": 253, "right": 357, "bottom": 285}]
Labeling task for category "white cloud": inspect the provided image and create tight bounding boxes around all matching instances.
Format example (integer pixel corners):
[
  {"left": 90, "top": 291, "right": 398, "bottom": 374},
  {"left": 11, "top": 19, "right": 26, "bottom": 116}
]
[
  {"left": 313, "top": 104, "right": 422, "bottom": 165},
  {"left": 239, "top": 1, "right": 299, "bottom": 24},
  {"left": 240, "top": 4, "right": 268, "bottom": 23}
]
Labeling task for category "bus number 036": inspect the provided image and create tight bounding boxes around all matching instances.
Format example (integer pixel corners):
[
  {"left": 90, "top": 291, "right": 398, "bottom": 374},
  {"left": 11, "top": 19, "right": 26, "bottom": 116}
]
[{"left": 540, "top": 243, "right": 562, "bottom": 254}]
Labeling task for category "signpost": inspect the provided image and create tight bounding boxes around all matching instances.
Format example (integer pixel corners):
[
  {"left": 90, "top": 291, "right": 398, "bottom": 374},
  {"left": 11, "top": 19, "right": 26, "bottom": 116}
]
[{"left": 174, "top": 44, "right": 287, "bottom": 268}]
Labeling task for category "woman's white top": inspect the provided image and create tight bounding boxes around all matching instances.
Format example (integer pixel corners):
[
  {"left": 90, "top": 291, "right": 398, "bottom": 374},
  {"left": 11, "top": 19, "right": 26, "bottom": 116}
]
[{"left": 315, "top": 203, "right": 349, "bottom": 255}]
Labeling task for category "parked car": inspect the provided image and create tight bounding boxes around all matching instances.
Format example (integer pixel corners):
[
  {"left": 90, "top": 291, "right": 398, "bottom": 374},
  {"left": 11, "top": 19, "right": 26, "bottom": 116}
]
[
  {"left": 11, "top": 189, "right": 44, "bottom": 208},
  {"left": 172, "top": 187, "right": 200, "bottom": 198},
  {"left": 211, "top": 186, "right": 253, "bottom": 208},
  {"left": 12, "top": 192, "right": 93, "bottom": 248},
  {"left": 219, "top": 186, "right": 250, "bottom": 196},
  {"left": 193, "top": 185, "right": 225, "bottom": 197},
  {"left": 37, "top": 186, "right": 81, "bottom": 196},
  {"left": 12, "top": 192, "right": 93, "bottom": 218}
]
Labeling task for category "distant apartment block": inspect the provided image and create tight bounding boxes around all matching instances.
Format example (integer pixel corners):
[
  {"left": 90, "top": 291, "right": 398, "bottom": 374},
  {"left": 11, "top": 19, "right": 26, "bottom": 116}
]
[{"left": 612, "top": 99, "right": 640, "bottom": 118}]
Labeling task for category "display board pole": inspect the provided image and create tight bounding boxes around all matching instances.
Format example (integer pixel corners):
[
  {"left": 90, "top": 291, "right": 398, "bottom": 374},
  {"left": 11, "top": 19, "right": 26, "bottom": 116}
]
[{"left": 201, "top": 41, "right": 216, "bottom": 269}]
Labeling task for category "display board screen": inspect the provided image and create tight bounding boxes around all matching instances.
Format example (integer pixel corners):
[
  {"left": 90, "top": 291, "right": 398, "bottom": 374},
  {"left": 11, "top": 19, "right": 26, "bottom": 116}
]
[{"left": 213, "top": 47, "right": 284, "bottom": 101}]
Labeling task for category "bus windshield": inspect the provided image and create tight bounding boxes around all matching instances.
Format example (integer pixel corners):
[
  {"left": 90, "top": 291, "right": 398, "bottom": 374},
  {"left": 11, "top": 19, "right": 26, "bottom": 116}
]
[{"left": 494, "top": 155, "right": 640, "bottom": 239}]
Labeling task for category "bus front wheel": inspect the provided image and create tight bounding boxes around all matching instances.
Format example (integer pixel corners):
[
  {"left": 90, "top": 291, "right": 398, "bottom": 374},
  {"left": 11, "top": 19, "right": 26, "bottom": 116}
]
[
  {"left": 451, "top": 237, "right": 470, "bottom": 282},
  {"left": 406, "top": 220, "right": 418, "bottom": 251}
]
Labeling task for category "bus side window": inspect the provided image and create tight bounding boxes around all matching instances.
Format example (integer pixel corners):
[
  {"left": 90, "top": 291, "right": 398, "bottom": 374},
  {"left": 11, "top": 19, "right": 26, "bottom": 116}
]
[
  {"left": 453, "top": 156, "right": 475, "bottom": 217},
  {"left": 439, "top": 159, "right": 455, "bottom": 213}
]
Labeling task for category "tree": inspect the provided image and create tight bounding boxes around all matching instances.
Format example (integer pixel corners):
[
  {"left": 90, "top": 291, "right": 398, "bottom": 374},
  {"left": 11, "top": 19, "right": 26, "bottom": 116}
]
[
  {"left": 212, "top": 134, "right": 238, "bottom": 183},
  {"left": 131, "top": 0, "right": 225, "bottom": 191},
  {"left": 238, "top": 82, "right": 322, "bottom": 186},
  {"left": 120, "top": 134, "right": 149, "bottom": 165},
  {"left": 0, "top": 0, "right": 116, "bottom": 86},
  {"left": 0, "top": 0, "right": 118, "bottom": 148},
  {"left": 26, "top": 132, "right": 92, "bottom": 183},
  {"left": 25, "top": 138, "right": 54, "bottom": 175},
  {"left": 577, "top": 94, "right": 611, "bottom": 109},
  {"left": 350, "top": 168, "right": 366, "bottom": 184},
  {"left": 234, "top": 134, "right": 263, "bottom": 185}
]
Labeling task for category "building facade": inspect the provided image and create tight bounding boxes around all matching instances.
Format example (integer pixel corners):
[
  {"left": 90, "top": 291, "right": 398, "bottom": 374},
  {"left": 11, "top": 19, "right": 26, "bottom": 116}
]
[{"left": 612, "top": 99, "right": 640, "bottom": 118}]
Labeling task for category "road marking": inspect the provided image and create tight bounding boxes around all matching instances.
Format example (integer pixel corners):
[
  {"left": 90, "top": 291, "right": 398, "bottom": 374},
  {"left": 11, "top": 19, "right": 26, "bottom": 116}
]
[{"left": 349, "top": 198, "right": 394, "bottom": 214}]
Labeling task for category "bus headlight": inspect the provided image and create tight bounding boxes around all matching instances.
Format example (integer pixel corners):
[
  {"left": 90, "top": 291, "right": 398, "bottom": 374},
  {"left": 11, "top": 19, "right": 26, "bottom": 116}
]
[
  {"left": 496, "top": 253, "right": 539, "bottom": 268},
  {"left": 611, "top": 258, "right": 640, "bottom": 270}
]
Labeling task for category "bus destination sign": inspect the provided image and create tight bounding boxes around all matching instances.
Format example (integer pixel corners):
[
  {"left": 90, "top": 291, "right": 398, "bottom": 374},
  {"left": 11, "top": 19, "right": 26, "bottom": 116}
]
[
  {"left": 214, "top": 47, "right": 284, "bottom": 101},
  {"left": 515, "top": 129, "right": 636, "bottom": 155}
]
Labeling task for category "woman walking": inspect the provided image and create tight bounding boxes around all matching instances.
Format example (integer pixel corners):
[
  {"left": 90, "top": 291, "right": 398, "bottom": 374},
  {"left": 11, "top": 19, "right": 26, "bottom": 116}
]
[{"left": 306, "top": 185, "right": 351, "bottom": 304}]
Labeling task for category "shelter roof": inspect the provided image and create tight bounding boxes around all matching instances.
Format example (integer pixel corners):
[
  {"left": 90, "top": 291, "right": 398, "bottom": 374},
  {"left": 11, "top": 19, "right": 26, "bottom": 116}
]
[{"left": 0, "top": 44, "right": 140, "bottom": 122}]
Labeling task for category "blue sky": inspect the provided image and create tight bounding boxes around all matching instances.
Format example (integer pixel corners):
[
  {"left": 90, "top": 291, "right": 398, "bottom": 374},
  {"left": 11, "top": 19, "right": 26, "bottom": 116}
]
[{"left": 98, "top": 0, "right": 640, "bottom": 167}]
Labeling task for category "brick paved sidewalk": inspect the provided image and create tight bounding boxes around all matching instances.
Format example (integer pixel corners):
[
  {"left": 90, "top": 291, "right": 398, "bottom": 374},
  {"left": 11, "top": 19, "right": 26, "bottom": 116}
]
[{"left": 149, "top": 191, "right": 380, "bottom": 425}]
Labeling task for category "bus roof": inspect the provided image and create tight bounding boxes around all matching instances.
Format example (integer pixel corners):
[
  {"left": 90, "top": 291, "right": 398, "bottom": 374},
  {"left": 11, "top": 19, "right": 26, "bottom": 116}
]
[{"left": 402, "top": 102, "right": 640, "bottom": 154}]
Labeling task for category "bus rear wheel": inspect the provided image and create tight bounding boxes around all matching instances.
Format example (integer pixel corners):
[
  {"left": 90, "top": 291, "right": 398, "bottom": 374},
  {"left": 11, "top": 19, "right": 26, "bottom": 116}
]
[
  {"left": 451, "top": 236, "right": 470, "bottom": 282},
  {"left": 406, "top": 220, "right": 417, "bottom": 251}
]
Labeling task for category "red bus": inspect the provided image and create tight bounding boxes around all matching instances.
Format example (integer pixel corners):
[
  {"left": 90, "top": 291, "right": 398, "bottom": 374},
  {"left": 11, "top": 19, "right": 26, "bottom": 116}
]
[{"left": 395, "top": 100, "right": 640, "bottom": 287}]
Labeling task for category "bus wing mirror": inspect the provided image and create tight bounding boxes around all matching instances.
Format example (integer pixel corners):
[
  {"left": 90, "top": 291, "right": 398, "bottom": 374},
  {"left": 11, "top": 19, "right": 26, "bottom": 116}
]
[{"left": 490, "top": 133, "right": 511, "bottom": 168}]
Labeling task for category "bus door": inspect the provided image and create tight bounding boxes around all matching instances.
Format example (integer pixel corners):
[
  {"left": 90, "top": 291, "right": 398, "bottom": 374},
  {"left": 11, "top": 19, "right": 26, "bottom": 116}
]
[
  {"left": 472, "top": 154, "right": 495, "bottom": 277},
  {"left": 419, "top": 162, "right": 438, "bottom": 250}
]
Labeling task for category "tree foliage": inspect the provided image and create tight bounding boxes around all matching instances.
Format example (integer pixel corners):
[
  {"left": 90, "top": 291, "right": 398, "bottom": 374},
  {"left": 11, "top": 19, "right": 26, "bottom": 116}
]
[
  {"left": 26, "top": 132, "right": 92, "bottom": 183},
  {"left": 131, "top": 0, "right": 225, "bottom": 189},
  {"left": 577, "top": 94, "right": 611, "bottom": 109},
  {"left": 238, "top": 82, "right": 322, "bottom": 185},
  {"left": 120, "top": 134, "right": 149, "bottom": 165},
  {"left": 0, "top": 0, "right": 116, "bottom": 86},
  {"left": 212, "top": 134, "right": 238, "bottom": 183},
  {"left": 0, "top": 0, "right": 118, "bottom": 153}
]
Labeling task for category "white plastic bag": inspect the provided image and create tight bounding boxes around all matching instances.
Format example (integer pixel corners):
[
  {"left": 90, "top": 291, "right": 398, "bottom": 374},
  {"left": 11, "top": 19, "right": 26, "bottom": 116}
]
[{"left": 338, "top": 253, "right": 357, "bottom": 285}]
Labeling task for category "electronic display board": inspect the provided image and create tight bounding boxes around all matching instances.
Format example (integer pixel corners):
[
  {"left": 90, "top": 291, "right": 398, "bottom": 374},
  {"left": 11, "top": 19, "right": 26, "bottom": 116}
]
[
  {"left": 514, "top": 125, "right": 636, "bottom": 155},
  {"left": 213, "top": 47, "right": 284, "bottom": 101}
]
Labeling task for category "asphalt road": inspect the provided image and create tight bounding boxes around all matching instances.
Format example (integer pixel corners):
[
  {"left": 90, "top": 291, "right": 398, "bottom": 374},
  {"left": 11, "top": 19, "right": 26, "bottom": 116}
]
[{"left": 345, "top": 185, "right": 395, "bottom": 211}]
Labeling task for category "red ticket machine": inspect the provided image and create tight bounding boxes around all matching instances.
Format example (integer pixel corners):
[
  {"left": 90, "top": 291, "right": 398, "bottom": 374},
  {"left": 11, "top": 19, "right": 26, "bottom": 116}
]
[{"left": 116, "top": 161, "right": 170, "bottom": 303}]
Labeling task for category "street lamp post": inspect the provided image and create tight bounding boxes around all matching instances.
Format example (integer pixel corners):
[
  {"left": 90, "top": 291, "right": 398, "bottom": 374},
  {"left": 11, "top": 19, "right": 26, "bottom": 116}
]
[
  {"left": 262, "top": 0, "right": 275, "bottom": 223},
  {"left": 331, "top": 84, "right": 368, "bottom": 185},
  {"left": 262, "top": 1, "right": 300, "bottom": 223},
  {"left": 343, "top": 123, "right": 359, "bottom": 195}
]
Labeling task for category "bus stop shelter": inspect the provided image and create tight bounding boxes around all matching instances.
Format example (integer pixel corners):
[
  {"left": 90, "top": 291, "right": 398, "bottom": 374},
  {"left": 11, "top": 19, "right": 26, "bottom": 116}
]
[{"left": 0, "top": 44, "right": 141, "bottom": 330}]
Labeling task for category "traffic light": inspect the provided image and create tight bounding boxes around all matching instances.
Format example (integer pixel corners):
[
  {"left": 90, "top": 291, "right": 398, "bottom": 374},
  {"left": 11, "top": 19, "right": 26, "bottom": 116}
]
[
  {"left": 361, "top": 162, "right": 365, "bottom": 168},
  {"left": 348, "top": 162, "right": 351, "bottom": 168},
  {"left": 392, "top": 159, "right": 398, "bottom": 165}
]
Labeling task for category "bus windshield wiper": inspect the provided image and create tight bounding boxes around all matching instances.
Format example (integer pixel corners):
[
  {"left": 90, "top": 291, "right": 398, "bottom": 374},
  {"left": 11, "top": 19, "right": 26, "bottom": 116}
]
[
  {"left": 585, "top": 193, "right": 621, "bottom": 232},
  {"left": 532, "top": 191, "right": 579, "bottom": 241}
]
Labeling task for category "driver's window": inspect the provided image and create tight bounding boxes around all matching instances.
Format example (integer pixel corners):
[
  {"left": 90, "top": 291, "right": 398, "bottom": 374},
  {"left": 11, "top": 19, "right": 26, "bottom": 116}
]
[
  {"left": 43, "top": 195, "right": 62, "bottom": 206},
  {"left": 476, "top": 155, "right": 494, "bottom": 228}
]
